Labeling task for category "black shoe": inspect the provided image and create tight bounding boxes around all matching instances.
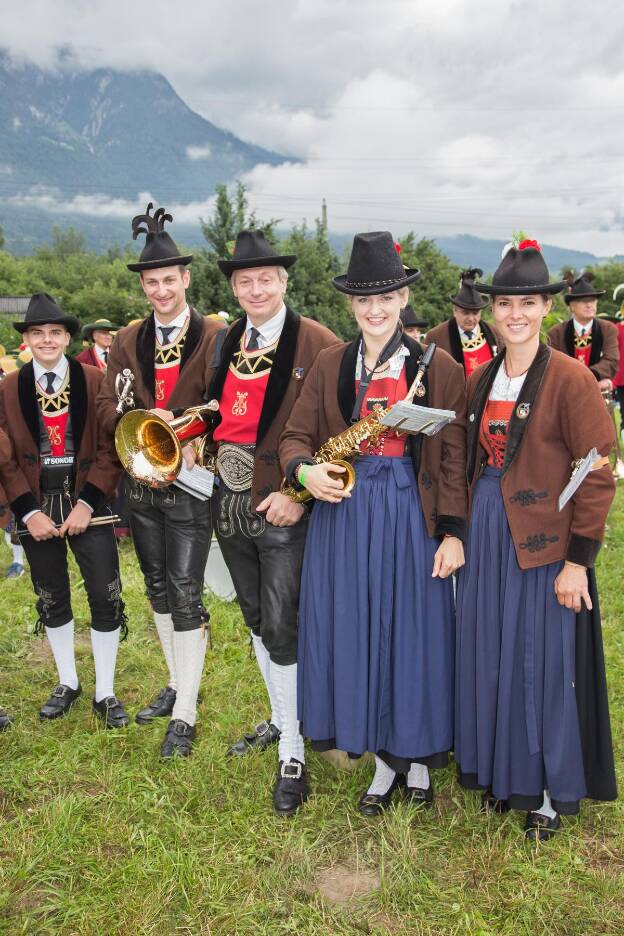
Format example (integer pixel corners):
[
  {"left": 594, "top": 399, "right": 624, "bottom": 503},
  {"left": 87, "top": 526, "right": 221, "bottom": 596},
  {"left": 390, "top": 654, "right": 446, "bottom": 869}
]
[
  {"left": 39, "top": 684, "right": 82, "bottom": 720},
  {"left": 227, "top": 719, "right": 280, "bottom": 756},
  {"left": 404, "top": 782, "right": 434, "bottom": 808},
  {"left": 524, "top": 811, "right": 561, "bottom": 842},
  {"left": 0, "top": 707, "right": 13, "bottom": 731},
  {"left": 135, "top": 686, "right": 177, "bottom": 724},
  {"left": 273, "top": 759, "right": 309, "bottom": 816},
  {"left": 481, "top": 790, "right": 511, "bottom": 814},
  {"left": 358, "top": 775, "right": 402, "bottom": 817},
  {"left": 160, "top": 719, "right": 196, "bottom": 758},
  {"left": 92, "top": 696, "right": 130, "bottom": 729}
]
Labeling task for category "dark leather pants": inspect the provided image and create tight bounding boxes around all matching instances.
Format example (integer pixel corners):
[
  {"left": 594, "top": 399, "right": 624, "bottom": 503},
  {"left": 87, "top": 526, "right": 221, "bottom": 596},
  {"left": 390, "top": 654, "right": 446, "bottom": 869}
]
[
  {"left": 128, "top": 481, "right": 212, "bottom": 632},
  {"left": 212, "top": 484, "right": 308, "bottom": 665}
]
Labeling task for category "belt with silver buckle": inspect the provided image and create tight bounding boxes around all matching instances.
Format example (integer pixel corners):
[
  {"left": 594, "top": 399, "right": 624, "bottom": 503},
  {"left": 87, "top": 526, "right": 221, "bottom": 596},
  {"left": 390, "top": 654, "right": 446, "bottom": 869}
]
[{"left": 216, "top": 443, "right": 255, "bottom": 492}]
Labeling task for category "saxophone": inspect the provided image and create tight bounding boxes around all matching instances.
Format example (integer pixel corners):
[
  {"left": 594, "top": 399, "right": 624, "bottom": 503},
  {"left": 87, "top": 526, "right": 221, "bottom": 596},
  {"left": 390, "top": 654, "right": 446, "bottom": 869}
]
[{"left": 282, "top": 342, "right": 436, "bottom": 503}]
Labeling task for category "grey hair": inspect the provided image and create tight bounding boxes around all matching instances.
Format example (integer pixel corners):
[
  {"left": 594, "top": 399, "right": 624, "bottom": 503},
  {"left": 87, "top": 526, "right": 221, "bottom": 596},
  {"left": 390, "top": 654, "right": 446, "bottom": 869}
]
[{"left": 231, "top": 266, "right": 289, "bottom": 287}]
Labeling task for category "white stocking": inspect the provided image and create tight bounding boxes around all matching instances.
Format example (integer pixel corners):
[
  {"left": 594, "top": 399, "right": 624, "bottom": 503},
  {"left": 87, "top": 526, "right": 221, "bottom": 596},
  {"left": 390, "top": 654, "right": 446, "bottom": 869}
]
[{"left": 367, "top": 755, "right": 397, "bottom": 796}]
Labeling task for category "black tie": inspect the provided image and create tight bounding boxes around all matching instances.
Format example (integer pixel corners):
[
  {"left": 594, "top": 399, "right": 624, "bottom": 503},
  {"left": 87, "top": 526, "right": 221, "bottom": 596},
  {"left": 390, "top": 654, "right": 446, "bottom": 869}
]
[
  {"left": 103, "top": 350, "right": 109, "bottom": 363},
  {"left": 44, "top": 372, "right": 56, "bottom": 394},
  {"left": 247, "top": 327, "right": 261, "bottom": 352},
  {"left": 159, "top": 326, "right": 175, "bottom": 345},
  {"left": 464, "top": 330, "right": 474, "bottom": 341}
]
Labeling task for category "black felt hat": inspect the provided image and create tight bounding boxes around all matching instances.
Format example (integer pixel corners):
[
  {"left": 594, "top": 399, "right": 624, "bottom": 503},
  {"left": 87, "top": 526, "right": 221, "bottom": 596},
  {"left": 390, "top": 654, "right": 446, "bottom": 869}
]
[
  {"left": 333, "top": 232, "right": 420, "bottom": 296},
  {"left": 564, "top": 272, "right": 605, "bottom": 305},
  {"left": 476, "top": 242, "right": 566, "bottom": 295},
  {"left": 449, "top": 268, "right": 489, "bottom": 310},
  {"left": 217, "top": 230, "right": 297, "bottom": 277},
  {"left": 81, "top": 318, "right": 118, "bottom": 340},
  {"left": 400, "top": 305, "right": 428, "bottom": 329},
  {"left": 127, "top": 203, "right": 193, "bottom": 272},
  {"left": 14, "top": 293, "right": 80, "bottom": 336}
]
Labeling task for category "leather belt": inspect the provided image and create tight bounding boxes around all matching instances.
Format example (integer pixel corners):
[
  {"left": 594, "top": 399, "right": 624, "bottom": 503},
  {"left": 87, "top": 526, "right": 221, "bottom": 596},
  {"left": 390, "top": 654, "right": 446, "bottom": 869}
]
[{"left": 216, "top": 443, "right": 255, "bottom": 492}]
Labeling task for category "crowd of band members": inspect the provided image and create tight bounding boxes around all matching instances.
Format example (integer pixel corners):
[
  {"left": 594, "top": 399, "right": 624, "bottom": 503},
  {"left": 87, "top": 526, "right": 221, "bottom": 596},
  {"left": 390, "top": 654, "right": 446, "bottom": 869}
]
[{"left": 0, "top": 207, "right": 619, "bottom": 839}]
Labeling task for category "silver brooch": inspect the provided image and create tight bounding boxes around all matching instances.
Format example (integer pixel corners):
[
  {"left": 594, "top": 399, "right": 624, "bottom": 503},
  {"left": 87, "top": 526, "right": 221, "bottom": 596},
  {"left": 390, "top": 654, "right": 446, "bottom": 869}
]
[
  {"left": 415, "top": 384, "right": 426, "bottom": 398},
  {"left": 516, "top": 402, "right": 531, "bottom": 420},
  {"left": 292, "top": 367, "right": 304, "bottom": 380},
  {"left": 469, "top": 413, "right": 475, "bottom": 423}
]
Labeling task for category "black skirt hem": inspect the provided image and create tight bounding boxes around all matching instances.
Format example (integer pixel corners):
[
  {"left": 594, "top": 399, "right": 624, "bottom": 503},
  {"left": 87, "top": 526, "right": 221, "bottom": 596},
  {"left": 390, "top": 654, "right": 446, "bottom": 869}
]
[
  {"left": 457, "top": 770, "right": 582, "bottom": 815},
  {"left": 309, "top": 738, "right": 449, "bottom": 773}
]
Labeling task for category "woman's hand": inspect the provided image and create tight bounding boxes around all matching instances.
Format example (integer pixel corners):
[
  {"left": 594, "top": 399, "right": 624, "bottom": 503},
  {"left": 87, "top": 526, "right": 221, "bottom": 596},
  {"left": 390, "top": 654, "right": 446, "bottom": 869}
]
[
  {"left": 432, "top": 536, "right": 465, "bottom": 578},
  {"left": 554, "top": 561, "right": 592, "bottom": 612},
  {"left": 300, "top": 463, "right": 351, "bottom": 504}
]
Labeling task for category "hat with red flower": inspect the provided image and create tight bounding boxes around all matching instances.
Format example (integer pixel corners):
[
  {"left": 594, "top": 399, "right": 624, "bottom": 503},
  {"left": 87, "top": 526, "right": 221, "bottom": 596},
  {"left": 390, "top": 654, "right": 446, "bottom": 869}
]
[{"left": 476, "top": 236, "right": 566, "bottom": 295}]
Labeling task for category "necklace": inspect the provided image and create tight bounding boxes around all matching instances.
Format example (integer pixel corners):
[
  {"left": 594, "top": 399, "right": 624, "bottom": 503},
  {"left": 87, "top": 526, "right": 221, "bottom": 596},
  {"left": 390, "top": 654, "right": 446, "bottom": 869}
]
[{"left": 493, "top": 361, "right": 528, "bottom": 402}]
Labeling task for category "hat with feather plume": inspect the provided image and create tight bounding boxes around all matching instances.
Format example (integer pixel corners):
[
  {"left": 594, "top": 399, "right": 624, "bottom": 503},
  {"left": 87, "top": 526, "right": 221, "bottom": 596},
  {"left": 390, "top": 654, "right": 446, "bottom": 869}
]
[{"left": 127, "top": 202, "right": 193, "bottom": 272}]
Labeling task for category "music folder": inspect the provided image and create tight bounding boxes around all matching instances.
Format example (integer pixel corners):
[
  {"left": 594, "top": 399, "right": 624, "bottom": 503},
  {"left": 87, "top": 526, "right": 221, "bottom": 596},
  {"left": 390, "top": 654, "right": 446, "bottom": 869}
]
[{"left": 380, "top": 402, "right": 456, "bottom": 437}]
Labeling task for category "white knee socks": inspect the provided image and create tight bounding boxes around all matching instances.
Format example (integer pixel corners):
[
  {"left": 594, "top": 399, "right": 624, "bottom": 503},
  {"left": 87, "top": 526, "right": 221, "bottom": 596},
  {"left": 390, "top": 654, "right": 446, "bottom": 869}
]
[
  {"left": 407, "top": 762, "right": 430, "bottom": 790},
  {"left": 5, "top": 532, "right": 23, "bottom": 566},
  {"left": 45, "top": 620, "right": 79, "bottom": 689},
  {"left": 533, "top": 789, "right": 558, "bottom": 820},
  {"left": 252, "top": 634, "right": 280, "bottom": 728},
  {"left": 367, "top": 755, "right": 397, "bottom": 796},
  {"left": 270, "top": 660, "right": 304, "bottom": 763},
  {"left": 154, "top": 611, "right": 177, "bottom": 691},
  {"left": 171, "top": 629, "right": 207, "bottom": 727},
  {"left": 91, "top": 628, "right": 120, "bottom": 702}
]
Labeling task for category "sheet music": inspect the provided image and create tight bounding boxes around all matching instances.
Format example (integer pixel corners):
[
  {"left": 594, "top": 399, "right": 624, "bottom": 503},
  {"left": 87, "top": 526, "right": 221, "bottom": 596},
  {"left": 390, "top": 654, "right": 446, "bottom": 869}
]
[
  {"left": 380, "top": 402, "right": 456, "bottom": 437},
  {"left": 558, "top": 448, "right": 599, "bottom": 511},
  {"left": 173, "top": 463, "right": 215, "bottom": 501}
]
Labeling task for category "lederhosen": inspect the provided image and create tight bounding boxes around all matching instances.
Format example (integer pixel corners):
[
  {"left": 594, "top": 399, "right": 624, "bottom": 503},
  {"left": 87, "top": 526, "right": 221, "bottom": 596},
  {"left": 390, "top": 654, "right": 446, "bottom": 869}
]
[
  {"left": 20, "top": 370, "right": 124, "bottom": 634},
  {"left": 210, "top": 330, "right": 308, "bottom": 666},
  {"left": 127, "top": 317, "right": 212, "bottom": 632}
]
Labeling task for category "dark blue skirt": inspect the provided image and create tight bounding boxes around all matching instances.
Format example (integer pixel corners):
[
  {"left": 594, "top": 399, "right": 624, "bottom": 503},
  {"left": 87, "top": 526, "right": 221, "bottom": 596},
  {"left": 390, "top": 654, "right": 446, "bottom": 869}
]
[
  {"left": 298, "top": 455, "right": 455, "bottom": 772},
  {"left": 455, "top": 468, "right": 586, "bottom": 814}
]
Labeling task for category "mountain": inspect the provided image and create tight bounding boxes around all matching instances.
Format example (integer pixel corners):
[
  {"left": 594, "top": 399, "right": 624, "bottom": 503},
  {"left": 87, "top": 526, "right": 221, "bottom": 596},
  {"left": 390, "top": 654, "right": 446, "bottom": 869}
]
[
  {"left": 0, "top": 53, "right": 286, "bottom": 249},
  {"left": 432, "top": 235, "right": 603, "bottom": 277}
]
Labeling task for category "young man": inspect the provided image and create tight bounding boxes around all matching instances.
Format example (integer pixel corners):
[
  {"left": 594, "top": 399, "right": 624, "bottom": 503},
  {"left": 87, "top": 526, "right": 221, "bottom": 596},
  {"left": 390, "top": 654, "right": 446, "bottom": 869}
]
[
  {"left": 0, "top": 294, "right": 128, "bottom": 727},
  {"left": 547, "top": 273, "right": 619, "bottom": 393},
  {"left": 97, "top": 203, "right": 224, "bottom": 758},
  {"left": 425, "top": 268, "right": 502, "bottom": 376},
  {"left": 75, "top": 319, "right": 118, "bottom": 371},
  {"left": 200, "top": 230, "right": 339, "bottom": 815}
]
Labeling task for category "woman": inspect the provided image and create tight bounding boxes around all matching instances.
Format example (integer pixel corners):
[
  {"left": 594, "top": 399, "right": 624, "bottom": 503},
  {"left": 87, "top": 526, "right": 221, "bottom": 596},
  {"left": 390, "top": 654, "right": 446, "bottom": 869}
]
[
  {"left": 280, "top": 231, "right": 467, "bottom": 814},
  {"left": 455, "top": 240, "right": 617, "bottom": 841}
]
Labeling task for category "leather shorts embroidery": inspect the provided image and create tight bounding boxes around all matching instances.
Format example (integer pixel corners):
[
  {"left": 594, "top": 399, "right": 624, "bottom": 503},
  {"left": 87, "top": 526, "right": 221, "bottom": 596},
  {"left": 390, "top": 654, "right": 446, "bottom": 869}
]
[
  {"left": 216, "top": 443, "right": 256, "bottom": 492},
  {"left": 216, "top": 489, "right": 265, "bottom": 539}
]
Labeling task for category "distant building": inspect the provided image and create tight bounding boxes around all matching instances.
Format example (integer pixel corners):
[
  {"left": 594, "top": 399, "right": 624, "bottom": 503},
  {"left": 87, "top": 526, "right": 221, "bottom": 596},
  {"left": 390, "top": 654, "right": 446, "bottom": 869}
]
[{"left": 0, "top": 297, "right": 30, "bottom": 319}]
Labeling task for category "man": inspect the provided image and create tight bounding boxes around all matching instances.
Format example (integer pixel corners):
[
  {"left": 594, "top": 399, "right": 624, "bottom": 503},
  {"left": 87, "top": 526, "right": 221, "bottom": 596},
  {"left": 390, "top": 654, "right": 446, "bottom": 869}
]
[
  {"left": 425, "top": 268, "right": 502, "bottom": 376},
  {"left": 75, "top": 319, "right": 118, "bottom": 371},
  {"left": 97, "top": 203, "right": 224, "bottom": 758},
  {"left": 0, "top": 294, "right": 128, "bottom": 727},
  {"left": 199, "top": 230, "right": 339, "bottom": 815},
  {"left": 547, "top": 273, "right": 619, "bottom": 393},
  {"left": 400, "top": 304, "right": 428, "bottom": 341},
  {"left": 0, "top": 426, "right": 16, "bottom": 727}
]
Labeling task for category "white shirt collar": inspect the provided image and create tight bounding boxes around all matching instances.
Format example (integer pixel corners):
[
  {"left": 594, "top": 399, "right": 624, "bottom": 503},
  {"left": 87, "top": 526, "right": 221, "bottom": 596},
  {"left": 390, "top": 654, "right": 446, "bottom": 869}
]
[
  {"left": 94, "top": 345, "right": 107, "bottom": 360},
  {"left": 33, "top": 355, "right": 69, "bottom": 385},
  {"left": 245, "top": 304, "right": 287, "bottom": 348},
  {"left": 459, "top": 323, "right": 481, "bottom": 341},
  {"left": 154, "top": 305, "right": 189, "bottom": 333},
  {"left": 355, "top": 341, "right": 410, "bottom": 381},
  {"left": 573, "top": 317, "right": 593, "bottom": 335}
]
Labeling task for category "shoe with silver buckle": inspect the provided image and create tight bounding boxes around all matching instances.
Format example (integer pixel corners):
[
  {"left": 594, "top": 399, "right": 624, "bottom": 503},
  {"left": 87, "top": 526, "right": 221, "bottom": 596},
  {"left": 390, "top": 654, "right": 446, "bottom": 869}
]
[
  {"left": 92, "top": 695, "right": 130, "bottom": 729},
  {"left": 39, "top": 684, "right": 82, "bottom": 720},
  {"left": 226, "top": 718, "right": 280, "bottom": 756},
  {"left": 160, "top": 718, "right": 196, "bottom": 758},
  {"left": 0, "top": 707, "right": 14, "bottom": 731},
  {"left": 273, "top": 759, "right": 309, "bottom": 816}
]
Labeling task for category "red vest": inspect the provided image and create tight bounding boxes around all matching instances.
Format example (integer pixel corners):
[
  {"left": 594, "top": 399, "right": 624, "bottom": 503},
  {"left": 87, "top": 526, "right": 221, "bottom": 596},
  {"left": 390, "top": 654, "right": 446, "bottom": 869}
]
[
  {"left": 356, "top": 369, "right": 408, "bottom": 457},
  {"left": 37, "top": 378, "right": 71, "bottom": 456},
  {"left": 154, "top": 318, "right": 189, "bottom": 407},
  {"left": 574, "top": 330, "right": 592, "bottom": 368},
  {"left": 214, "top": 336, "right": 277, "bottom": 444},
  {"left": 462, "top": 332, "right": 494, "bottom": 376},
  {"left": 480, "top": 399, "right": 514, "bottom": 468}
]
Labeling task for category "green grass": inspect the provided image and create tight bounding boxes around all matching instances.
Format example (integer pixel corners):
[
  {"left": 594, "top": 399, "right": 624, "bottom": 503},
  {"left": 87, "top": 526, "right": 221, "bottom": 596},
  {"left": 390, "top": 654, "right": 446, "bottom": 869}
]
[{"left": 1, "top": 490, "right": 623, "bottom": 936}]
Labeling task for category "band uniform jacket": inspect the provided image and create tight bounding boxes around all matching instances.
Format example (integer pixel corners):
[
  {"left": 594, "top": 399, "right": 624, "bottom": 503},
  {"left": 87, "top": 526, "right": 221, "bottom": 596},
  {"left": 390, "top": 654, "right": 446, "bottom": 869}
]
[
  {"left": 203, "top": 306, "right": 340, "bottom": 511},
  {"left": 96, "top": 307, "right": 224, "bottom": 437},
  {"left": 547, "top": 318, "right": 619, "bottom": 382},
  {"left": 0, "top": 427, "right": 11, "bottom": 529},
  {"left": 279, "top": 333, "right": 468, "bottom": 541},
  {"left": 0, "top": 359, "right": 121, "bottom": 522},
  {"left": 424, "top": 318, "right": 504, "bottom": 366},
  {"left": 466, "top": 344, "right": 615, "bottom": 570},
  {"left": 75, "top": 346, "right": 103, "bottom": 369}
]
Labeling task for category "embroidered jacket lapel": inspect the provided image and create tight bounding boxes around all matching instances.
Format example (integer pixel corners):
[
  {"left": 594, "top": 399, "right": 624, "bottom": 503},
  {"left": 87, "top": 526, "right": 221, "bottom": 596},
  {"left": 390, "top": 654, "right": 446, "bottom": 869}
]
[
  {"left": 179, "top": 307, "right": 203, "bottom": 370},
  {"left": 135, "top": 314, "right": 157, "bottom": 403},
  {"left": 337, "top": 338, "right": 359, "bottom": 424},
  {"left": 68, "top": 358, "right": 88, "bottom": 457},
  {"left": 589, "top": 319, "right": 603, "bottom": 367},
  {"left": 466, "top": 352, "right": 504, "bottom": 483},
  {"left": 502, "top": 342, "right": 551, "bottom": 475},
  {"left": 447, "top": 318, "right": 464, "bottom": 365},
  {"left": 564, "top": 319, "right": 576, "bottom": 358},
  {"left": 256, "top": 306, "right": 300, "bottom": 445},
  {"left": 17, "top": 362, "right": 40, "bottom": 448}
]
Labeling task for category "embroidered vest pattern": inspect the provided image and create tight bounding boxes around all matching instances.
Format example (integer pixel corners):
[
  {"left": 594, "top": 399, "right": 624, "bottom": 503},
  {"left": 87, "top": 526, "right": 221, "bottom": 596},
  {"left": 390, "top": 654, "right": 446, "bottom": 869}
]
[
  {"left": 213, "top": 336, "right": 278, "bottom": 445},
  {"left": 36, "top": 372, "right": 71, "bottom": 456},
  {"left": 154, "top": 317, "right": 190, "bottom": 405}
]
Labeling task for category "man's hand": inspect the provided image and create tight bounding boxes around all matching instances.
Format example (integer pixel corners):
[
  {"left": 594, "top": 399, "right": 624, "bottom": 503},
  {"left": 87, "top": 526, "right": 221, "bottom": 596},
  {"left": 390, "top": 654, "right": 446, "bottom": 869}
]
[
  {"left": 256, "top": 491, "right": 305, "bottom": 527},
  {"left": 182, "top": 443, "right": 198, "bottom": 470},
  {"left": 432, "top": 536, "right": 465, "bottom": 579},
  {"left": 59, "top": 502, "right": 93, "bottom": 537},
  {"left": 25, "top": 512, "right": 60, "bottom": 542},
  {"left": 149, "top": 408, "right": 175, "bottom": 423},
  {"left": 597, "top": 378, "right": 613, "bottom": 394},
  {"left": 301, "top": 463, "right": 351, "bottom": 504},
  {"left": 554, "top": 561, "right": 592, "bottom": 612}
]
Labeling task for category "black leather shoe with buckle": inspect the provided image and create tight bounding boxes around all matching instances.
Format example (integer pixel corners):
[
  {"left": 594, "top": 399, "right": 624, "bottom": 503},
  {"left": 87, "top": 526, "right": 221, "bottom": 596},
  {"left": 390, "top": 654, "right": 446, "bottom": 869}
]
[
  {"left": 135, "top": 686, "right": 177, "bottom": 724},
  {"left": 272, "top": 759, "right": 309, "bottom": 816},
  {"left": 160, "top": 718, "right": 196, "bottom": 758},
  {"left": 227, "top": 719, "right": 280, "bottom": 757},
  {"left": 404, "top": 782, "right": 434, "bottom": 808},
  {"left": 358, "top": 775, "right": 402, "bottom": 817},
  {"left": 481, "top": 790, "right": 511, "bottom": 814},
  {"left": 0, "top": 707, "right": 13, "bottom": 731},
  {"left": 524, "top": 811, "right": 561, "bottom": 842},
  {"left": 92, "top": 696, "right": 130, "bottom": 729},
  {"left": 39, "top": 684, "right": 82, "bottom": 720}
]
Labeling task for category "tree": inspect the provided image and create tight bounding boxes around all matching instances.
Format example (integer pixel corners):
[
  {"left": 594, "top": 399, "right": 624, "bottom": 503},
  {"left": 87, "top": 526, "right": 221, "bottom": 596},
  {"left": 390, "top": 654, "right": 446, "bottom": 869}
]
[
  {"left": 0, "top": 225, "right": 5, "bottom": 251},
  {"left": 397, "top": 235, "right": 461, "bottom": 327},
  {"left": 35, "top": 226, "right": 87, "bottom": 261}
]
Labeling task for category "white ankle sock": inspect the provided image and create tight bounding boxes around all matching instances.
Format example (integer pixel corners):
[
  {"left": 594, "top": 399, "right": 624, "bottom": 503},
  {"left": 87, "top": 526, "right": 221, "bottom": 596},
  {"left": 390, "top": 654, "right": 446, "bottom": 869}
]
[
  {"left": 407, "top": 762, "right": 430, "bottom": 790},
  {"left": 171, "top": 628, "right": 207, "bottom": 727},
  {"left": 154, "top": 611, "right": 177, "bottom": 691},
  {"left": 12, "top": 543, "right": 24, "bottom": 565},
  {"left": 252, "top": 634, "right": 280, "bottom": 728},
  {"left": 270, "top": 660, "right": 304, "bottom": 763},
  {"left": 91, "top": 628, "right": 120, "bottom": 702},
  {"left": 45, "top": 620, "right": 79, "bottom": 689},
  {"left": 533, "top": 789, "right": 558, "bottom": 820},
  {"left": 367, "top": 755, "right": 397, "bottom": 796}
]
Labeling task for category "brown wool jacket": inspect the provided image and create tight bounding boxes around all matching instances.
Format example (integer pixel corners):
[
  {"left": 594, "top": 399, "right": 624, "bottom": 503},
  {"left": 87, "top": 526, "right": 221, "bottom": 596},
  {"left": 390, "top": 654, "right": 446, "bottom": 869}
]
[
  {"left": 279, "top": 334, "right": 468, "bottom": 540},
  {"left": 203, "top": 307, "right": 340, "bottom": 511},
  {"left": 547, "top": 318, "right": 619, "bottom": 382},
  {"left": 0, "top": 427, "right": 11, "bottom": 529},
  {"left": 0, "top": 359, "right": 121, "bottom": 523},
  {"left": 96, "top": 307, "right": 224, "bottom": 437},
  {"left": 425, "top": 318, "right": 504, "bottom": 368},
  {"left": 466, "top": 344, "right": 615, "bottom": 570}
]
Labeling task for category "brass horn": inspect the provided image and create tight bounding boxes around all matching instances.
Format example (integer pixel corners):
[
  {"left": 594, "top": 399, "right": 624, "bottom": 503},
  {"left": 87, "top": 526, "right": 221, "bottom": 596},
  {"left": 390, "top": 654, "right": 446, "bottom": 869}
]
[{"left": 115, "top": 402, "right": 219, "bottom": 488}]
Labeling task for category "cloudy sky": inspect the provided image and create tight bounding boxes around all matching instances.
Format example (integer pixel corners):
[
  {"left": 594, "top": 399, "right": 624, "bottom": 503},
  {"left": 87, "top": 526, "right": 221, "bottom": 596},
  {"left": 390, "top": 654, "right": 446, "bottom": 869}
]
[{"left": 3, "top": 0, "right": 624, "bottom": 252}]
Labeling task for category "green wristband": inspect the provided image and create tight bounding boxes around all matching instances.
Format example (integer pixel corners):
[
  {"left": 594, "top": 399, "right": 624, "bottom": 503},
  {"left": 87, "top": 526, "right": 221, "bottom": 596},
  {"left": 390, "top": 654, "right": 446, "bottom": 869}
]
[{"left": 297, "top": 465, "right": 309, "bottom": 489}]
